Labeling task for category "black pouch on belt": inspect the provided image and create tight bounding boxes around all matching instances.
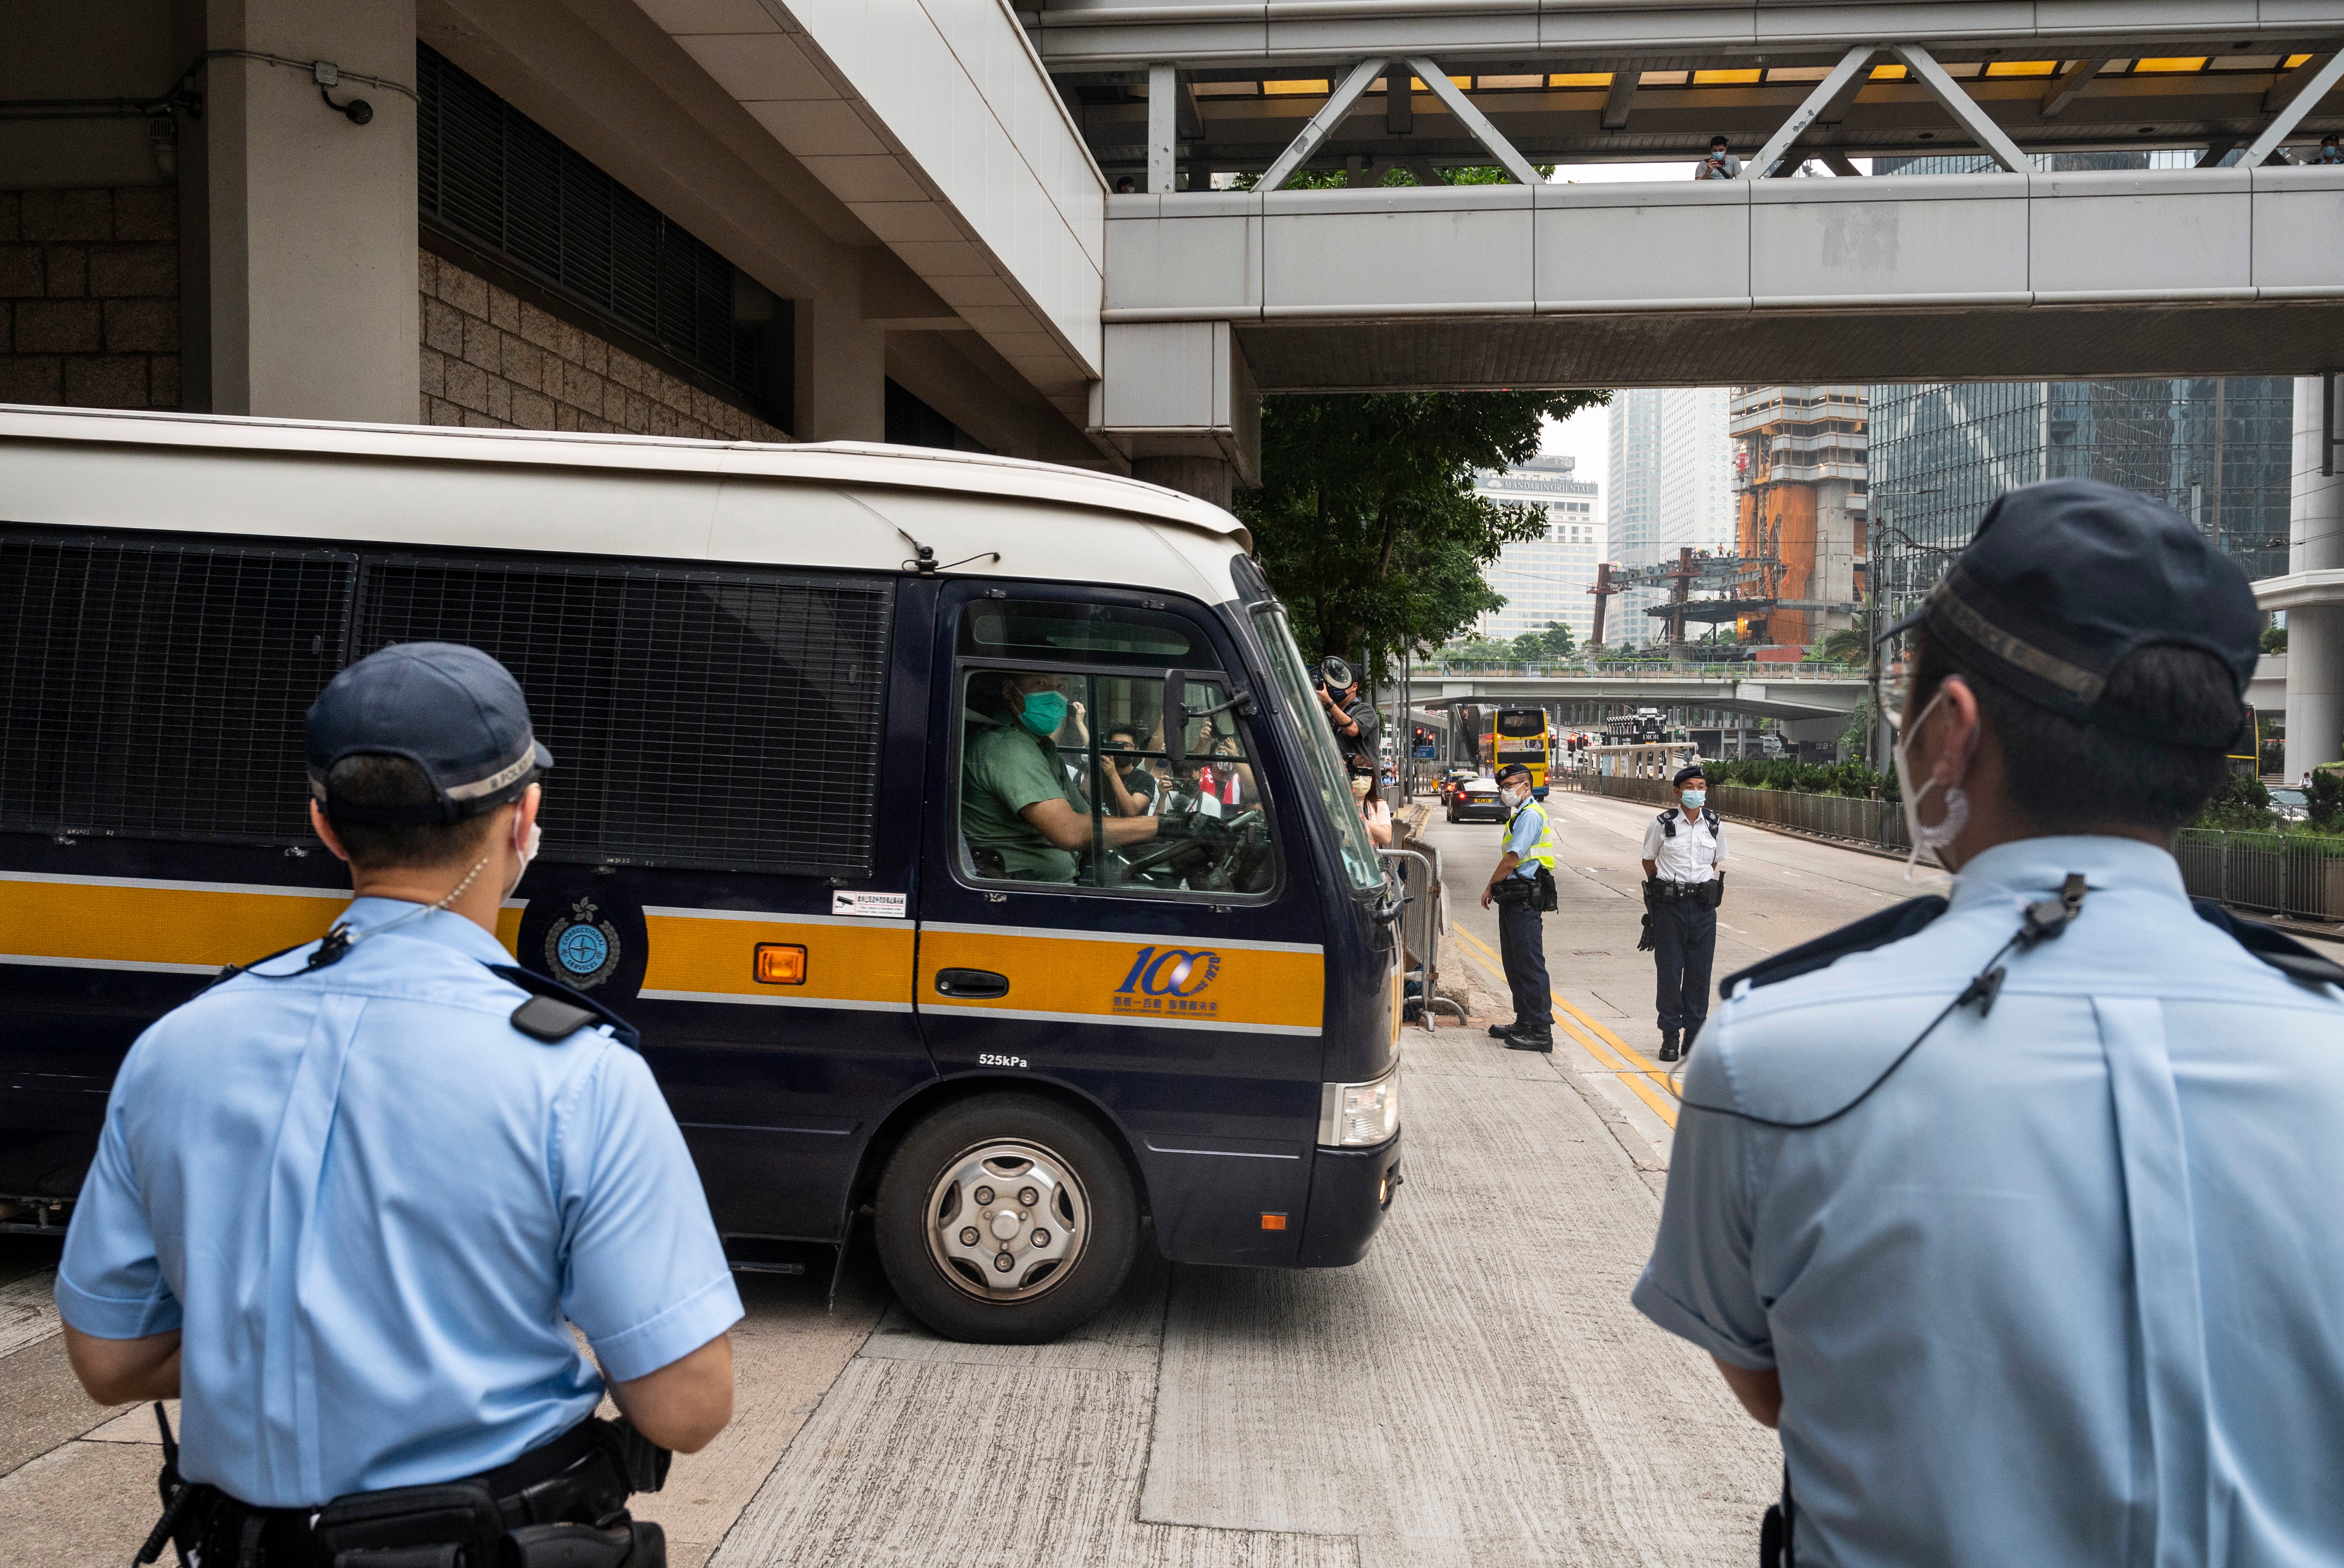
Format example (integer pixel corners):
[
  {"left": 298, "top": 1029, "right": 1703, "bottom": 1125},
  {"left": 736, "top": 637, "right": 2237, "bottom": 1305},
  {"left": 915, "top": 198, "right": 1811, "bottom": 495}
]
[
  {"left": 1699, "top": 878, "right": 1725, "bottom": 911},
  {"left": 1535, "top": 867, "right": 1559, "bottom": 913},
  {"left": 1490, "top": 876, "right": 1538, "bottom": 908},
  {"left": 313, "top": 1481, "right": 504, "bottom": 1568}
]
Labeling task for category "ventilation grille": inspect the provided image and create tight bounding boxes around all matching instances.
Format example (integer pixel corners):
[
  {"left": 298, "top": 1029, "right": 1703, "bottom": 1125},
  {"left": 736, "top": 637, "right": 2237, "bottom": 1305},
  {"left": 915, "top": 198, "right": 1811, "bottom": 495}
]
[
  {"left": 357, "top": 559, "right": 893, "bottom": 876},
  {"left": 415, "top": 43, "right": 759, "bottom": 398},
  {"left": 0, "top": 531, "right": 894, "bottom": 877},
  {"left": 0, "top": 535, "right": 354, "bottom": 843}
]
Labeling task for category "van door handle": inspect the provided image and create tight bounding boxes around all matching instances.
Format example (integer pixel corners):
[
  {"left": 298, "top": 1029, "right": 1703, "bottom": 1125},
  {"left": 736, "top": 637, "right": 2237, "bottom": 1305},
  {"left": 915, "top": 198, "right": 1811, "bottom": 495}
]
[{"left": 935, "top": 968, "right": 1010, "bottom": 1000}]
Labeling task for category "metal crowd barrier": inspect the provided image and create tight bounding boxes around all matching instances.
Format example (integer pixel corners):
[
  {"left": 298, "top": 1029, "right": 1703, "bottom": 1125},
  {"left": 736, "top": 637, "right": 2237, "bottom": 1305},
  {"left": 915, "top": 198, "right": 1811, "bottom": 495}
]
[
  {"left": 1379, "top": 845, "right": 1462, "bottom": 1031},
  {"left": 2173, "top": 829, "right": 2344, "bottom": 921},
  {"left": 1572, "top": 770, "right": 2344, "bottom": 923}
]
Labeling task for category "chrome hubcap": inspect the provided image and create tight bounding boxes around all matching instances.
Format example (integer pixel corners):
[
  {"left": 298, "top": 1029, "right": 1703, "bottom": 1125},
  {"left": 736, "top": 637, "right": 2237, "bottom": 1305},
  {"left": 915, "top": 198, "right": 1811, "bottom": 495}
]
[{"left": 923, "top": 1140, "right": 1087, "bottom": 1301}]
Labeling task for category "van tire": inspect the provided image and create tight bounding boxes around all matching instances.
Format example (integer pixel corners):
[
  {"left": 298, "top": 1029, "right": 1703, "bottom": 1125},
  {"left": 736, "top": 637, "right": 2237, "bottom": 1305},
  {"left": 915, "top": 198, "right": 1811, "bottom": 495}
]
[{"left": 875, "top": 1094, "right": 1139, "bottom": 1343}]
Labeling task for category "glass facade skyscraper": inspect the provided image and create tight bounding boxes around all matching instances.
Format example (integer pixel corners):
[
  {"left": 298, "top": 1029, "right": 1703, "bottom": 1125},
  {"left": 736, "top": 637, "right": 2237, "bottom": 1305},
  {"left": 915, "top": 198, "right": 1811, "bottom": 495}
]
[
  {"left": 1867, "top": 379, "right": 2295, "bottom": 626},
  {"left": 1607, "top": 386, "right": 1734, "bottom": 644}
]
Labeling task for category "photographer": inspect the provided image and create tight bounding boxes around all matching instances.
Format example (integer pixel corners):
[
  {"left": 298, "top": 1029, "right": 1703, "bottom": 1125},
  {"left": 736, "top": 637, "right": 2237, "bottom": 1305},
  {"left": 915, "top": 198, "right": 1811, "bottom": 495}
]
[
  {"left": 1314, "top": 656, "right": 1380, "bottom": 775},
  {"left": 1634, "top": 481, "right": 2344, "bottom": 1566},
  {"left": 1694, "top": 135, "right": 1741, "bottom": 180}
]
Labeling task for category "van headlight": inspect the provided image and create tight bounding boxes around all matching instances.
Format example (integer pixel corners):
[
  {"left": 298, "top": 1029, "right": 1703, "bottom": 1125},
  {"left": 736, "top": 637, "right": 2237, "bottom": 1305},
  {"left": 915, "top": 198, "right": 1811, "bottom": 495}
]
[{"left": 1318, "top": 1067, "right": 1399, "bottom": 1148}]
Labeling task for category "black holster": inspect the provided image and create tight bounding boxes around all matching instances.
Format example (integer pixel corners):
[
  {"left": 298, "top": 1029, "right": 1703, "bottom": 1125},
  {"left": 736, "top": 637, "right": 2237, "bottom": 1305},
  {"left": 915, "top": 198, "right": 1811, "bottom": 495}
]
[
  {"left": 1492, "top": 867, "right": 1557, "bottom": 912},
  {"left": 147, "top": 1409, "right": 668, "bottom": 1568},
  {"left": 1759, "top": 1464, "right": 1795, "bottom": 1566}
]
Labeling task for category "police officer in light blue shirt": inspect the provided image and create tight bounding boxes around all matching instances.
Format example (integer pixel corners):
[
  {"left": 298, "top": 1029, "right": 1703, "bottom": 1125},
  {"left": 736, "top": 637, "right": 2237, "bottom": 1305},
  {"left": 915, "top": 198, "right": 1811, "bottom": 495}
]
[
  {"left": 1635, "top": 481, "right": 2344, "bottom": 1566},
  {"left": 1480, "top": 762, "right": 1557, "bottom": 1052},
  {"left": 57, "top": 642, "right": 742, "bottom": 1568}
]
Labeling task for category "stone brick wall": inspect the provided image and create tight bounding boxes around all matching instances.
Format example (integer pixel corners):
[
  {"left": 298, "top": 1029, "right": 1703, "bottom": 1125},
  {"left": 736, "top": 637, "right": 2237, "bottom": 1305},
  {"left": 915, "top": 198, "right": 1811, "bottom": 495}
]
[
  {"left": 0, "top": 187, "right": 180, "bottom": 411},
  {"left": 420, "top": 252, "right": 783, "bottom": 441}
]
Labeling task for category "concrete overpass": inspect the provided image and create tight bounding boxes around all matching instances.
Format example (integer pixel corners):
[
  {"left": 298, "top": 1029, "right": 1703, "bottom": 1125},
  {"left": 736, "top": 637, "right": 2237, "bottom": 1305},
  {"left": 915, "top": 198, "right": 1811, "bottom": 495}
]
[
  {"left": 1409, "top": 665, "right": 1871, "bottom": 721},
  {"left": 1100, "top": 165, "right": 2344, "bottom": 398}
]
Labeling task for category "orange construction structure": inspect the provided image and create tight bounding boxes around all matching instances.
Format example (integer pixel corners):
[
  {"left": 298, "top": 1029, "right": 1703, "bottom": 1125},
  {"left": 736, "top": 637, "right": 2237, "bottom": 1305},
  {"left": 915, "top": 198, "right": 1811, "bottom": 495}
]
[{"left": 1730, "top": 386, "right": 1868, "bottom": 650}]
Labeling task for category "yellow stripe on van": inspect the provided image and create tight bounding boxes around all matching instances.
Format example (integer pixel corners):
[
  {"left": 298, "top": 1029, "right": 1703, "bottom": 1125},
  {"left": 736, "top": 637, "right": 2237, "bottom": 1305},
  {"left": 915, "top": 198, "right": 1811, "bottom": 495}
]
[
  {"left": 922, "top": 926, "right": 1323, "bottom": 1033},
  {"left": 640, "top": 911, "right": 913, "bottom": 1006},
  {"left": 0, "top": 872, "right": 525, "bottom": 970}
]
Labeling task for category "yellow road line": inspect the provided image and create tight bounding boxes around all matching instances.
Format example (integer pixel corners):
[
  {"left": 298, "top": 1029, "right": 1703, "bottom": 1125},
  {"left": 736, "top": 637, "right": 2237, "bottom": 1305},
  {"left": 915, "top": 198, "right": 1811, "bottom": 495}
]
[{"left": 1448, "top": 926, "right": 1678, "bottom": 1128}]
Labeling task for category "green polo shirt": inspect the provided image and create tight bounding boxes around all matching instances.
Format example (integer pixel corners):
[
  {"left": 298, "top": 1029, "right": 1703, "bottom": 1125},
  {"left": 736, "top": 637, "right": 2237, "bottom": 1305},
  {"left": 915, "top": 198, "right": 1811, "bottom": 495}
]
[{"left": 963, "top": 717, "right": 1090, "bottom": 882}]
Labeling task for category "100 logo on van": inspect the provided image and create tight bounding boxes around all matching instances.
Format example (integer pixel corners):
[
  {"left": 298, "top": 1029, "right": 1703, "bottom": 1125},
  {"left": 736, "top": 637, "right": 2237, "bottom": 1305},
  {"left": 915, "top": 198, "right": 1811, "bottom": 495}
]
[{"left": 1113, "top": 946, "right": 1222, "bottom": 1018}]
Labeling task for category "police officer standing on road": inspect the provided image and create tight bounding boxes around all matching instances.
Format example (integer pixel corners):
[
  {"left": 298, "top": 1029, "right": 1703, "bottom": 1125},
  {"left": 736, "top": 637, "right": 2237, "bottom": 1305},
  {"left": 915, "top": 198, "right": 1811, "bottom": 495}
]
[
  {"left": 1480, "top": 762, "right": 1557, "bottom": 1052},
  {"left": 1639, "top": 765, "right": 1727, "bottom": 1062},
  {"left": 1314, "top": 656, "right": 1381, "bottom": 775},
  {"left": 1634, "top": 481, "right": 2344, "bottom": 1566},
  {"left": 56, "top": 643, "right": 741, "bottom": 1568}
]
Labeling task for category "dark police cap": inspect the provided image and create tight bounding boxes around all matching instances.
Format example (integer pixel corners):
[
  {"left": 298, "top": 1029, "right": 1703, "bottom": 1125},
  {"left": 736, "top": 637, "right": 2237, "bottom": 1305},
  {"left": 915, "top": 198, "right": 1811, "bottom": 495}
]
[
  {"left": 1884, "top": 479, "right": 2260, "bottom": 742},
  {"left": 1673, "top": 765, "right": 1707, "bottom": 787},
  {"left": 1495, "top": 762, "right": 1534, "bottom": 785},
  {"left": 306, "top": 642, "right": 553, "bottom": 823}
]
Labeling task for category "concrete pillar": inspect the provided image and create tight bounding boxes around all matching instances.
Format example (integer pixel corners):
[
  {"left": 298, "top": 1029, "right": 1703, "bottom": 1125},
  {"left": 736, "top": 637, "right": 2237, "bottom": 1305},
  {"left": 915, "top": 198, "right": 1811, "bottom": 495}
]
[
  {"left": 204, "top": 0, "right": 419, "bottom": 422},
  {"left": 2288, "top": 608, "right": 2344, "bottom": 777},
  {"left": 794, "top": 294, "right": 886, "bottom": 442},
  {"left": 1133, "top": 455, "right": 1233, "bottom": 510},
  {"left": 2285, "top": 376, "right": 2344, "bottom": 777},
  {"left": 1147, "top": 64, "right": 1178, "bottom": 195}
]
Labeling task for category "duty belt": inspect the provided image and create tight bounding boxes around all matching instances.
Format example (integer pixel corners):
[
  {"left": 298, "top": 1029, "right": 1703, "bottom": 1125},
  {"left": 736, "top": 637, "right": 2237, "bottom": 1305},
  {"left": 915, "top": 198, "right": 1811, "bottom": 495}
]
[{"left": 138, "top": 1407, "right": 670, "bottom": 1568}]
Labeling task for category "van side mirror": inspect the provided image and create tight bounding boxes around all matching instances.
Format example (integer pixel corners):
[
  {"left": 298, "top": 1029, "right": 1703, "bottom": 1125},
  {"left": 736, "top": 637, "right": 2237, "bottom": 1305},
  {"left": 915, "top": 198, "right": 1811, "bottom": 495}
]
[{"left": 1161, "top": 670, "right": 1259, "bottom": 771}]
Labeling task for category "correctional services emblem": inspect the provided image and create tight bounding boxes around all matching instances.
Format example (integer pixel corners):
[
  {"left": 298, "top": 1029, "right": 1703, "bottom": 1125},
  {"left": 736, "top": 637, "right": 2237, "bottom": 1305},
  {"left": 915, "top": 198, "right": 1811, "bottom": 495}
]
[
  {"left": 1111, "top": 945, "right": 1223, "bottom": 1019},
  {"left": 545, "top": 896, "right": 622, "bottom": 990}
]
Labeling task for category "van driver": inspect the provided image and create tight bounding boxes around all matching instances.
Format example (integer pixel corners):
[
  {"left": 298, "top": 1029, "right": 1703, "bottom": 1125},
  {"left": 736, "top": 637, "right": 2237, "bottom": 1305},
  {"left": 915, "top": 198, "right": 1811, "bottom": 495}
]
[{"left": 964, "top": 673, "right": 1160, "bottom": 881}]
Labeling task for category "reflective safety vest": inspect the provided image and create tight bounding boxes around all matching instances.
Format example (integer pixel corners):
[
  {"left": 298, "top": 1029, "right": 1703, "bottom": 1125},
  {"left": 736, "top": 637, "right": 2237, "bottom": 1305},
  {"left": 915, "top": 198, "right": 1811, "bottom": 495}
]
[{"left": 1506, "top": 798, "right": 1557, "bottom": 872}]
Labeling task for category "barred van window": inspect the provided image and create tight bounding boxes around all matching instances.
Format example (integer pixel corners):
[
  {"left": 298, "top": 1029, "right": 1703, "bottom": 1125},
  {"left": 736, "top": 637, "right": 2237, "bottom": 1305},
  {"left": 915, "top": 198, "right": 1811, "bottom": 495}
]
[
  {"left": 0, "top": 533, "right": 355, "bottom": 844},
  {"left": 356, "top": 559, "right": 892, "bottom": 876}
]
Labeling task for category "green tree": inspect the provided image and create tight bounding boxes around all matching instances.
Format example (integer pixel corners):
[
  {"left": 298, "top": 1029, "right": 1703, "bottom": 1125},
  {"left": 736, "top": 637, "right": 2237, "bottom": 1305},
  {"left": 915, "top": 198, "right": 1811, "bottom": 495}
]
[
  {"left": 2262, "top": 623, "right": 2289, "bottom": 654},
  {"left": 1505, "top": 620, "right": 1576, "bottom": 661},
  {"left": 1240, "top": 390, "right": 1608, "bottom": 680},
  {"left": 1810, "top": 625, "right": 1868, "bottom": 664}
]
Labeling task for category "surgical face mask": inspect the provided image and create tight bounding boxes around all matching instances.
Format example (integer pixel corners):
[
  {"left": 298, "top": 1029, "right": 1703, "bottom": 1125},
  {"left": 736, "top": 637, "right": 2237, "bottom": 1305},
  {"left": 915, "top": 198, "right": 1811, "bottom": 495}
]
[
  {"left": 1017, "top": 689, "right": 1068, "bottom": 737},
  {"left": 1892, "top": 685, "right": 1973, "bottom": 877},
  {"left": 503, "top": 812, "right": 541, "bottom": 899},
  {"left": 1680, "top": 789, "right": 1706, "bottom": 810}
]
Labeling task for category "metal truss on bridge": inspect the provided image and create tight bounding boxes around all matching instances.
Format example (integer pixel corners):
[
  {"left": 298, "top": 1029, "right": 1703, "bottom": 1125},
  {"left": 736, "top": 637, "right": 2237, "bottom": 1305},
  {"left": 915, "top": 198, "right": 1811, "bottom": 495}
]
[{"left": 1040, "top": 6, "right": 2344, "bottom": 182}]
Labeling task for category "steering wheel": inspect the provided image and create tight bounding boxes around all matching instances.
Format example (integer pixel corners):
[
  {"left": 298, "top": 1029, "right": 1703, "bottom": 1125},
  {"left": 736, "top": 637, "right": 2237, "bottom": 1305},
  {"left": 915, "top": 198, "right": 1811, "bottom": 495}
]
[{"left": 1115, "top": 808, "right": 1266, "bottom": 889}]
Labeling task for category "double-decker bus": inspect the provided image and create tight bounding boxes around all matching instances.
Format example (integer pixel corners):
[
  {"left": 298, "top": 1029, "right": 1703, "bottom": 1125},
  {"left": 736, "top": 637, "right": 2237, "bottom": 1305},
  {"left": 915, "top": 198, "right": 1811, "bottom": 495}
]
[{"left": 1484, "top": 708, "right": 1552, "bottom": 796}]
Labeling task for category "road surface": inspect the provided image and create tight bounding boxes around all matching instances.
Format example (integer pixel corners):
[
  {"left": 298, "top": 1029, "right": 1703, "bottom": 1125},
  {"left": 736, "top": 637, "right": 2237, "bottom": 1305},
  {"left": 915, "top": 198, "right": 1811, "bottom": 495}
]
[{"left": 13, "top": 794, "right": 2320, "bottom": 1565}]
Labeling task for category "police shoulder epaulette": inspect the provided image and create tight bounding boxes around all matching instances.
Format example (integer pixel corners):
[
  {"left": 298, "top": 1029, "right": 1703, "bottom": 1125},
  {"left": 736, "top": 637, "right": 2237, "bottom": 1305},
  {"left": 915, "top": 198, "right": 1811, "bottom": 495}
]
[
  {"left": 1718, "top": 895, "right": 1951, "bottom": 996},
  {"left": 2190, "top": 899, "right": 2344, "bottom": 990},
  {"left": 484, "top": 962, "right": 642, "bottom": 1048}
]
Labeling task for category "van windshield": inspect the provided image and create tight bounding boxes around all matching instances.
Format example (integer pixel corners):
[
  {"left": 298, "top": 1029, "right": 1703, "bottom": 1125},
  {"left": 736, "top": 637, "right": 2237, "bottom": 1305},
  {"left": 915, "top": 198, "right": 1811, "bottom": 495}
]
[{"left": 1250, "top": 605, "right": 1384, "bottom": 891}]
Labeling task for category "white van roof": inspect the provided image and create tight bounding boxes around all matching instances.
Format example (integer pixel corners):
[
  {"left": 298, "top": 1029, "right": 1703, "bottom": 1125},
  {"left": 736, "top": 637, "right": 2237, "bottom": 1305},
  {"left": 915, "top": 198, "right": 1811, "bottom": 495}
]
[{"left": 0, "top": 405, "right": 1252, "bottom": 604}]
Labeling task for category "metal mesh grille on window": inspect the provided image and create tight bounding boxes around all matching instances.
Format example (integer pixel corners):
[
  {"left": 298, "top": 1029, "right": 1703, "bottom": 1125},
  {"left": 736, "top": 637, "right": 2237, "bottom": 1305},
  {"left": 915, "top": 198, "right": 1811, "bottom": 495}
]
[
  {"left": 0, "top": 533, "right": 353, "bottom": 843},
  {"left": 356, "top": 559, "right": 891, "bottom": 875}
]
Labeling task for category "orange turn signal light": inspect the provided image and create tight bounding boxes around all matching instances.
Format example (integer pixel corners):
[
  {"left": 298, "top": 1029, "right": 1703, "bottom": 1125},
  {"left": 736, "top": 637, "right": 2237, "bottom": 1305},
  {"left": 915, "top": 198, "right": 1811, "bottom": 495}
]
[
  {"left": 753, "top": 943, "right": 807, "bottom": 985},
  {"left": 1260, "top": 1213, "right": 1288, "bottom": 1231}
]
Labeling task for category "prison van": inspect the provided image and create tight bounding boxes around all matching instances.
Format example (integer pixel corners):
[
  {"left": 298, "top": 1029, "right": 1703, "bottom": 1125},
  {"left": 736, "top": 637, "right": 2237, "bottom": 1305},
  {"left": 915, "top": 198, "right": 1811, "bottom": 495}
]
[{"left": 0, "top": 406, "right": 1404, "bottom": 1342}]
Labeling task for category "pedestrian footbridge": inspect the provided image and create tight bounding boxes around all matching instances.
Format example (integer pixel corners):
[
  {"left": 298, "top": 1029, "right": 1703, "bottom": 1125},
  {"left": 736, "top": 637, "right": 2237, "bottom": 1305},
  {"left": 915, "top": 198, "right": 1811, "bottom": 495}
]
[
  {"left": 1101, "top": 166, "right": 2344, "bottom": 397},
  {"left": 1410, "top": 664, "right": 1871, "bottom": 720}
]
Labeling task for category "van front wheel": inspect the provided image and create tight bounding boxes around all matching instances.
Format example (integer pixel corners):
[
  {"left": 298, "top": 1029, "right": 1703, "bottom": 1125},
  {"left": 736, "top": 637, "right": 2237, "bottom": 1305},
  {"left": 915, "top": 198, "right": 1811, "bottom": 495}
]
[{"left": 874, "top": 1094, "right": 1139, "bottom": 1343}]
